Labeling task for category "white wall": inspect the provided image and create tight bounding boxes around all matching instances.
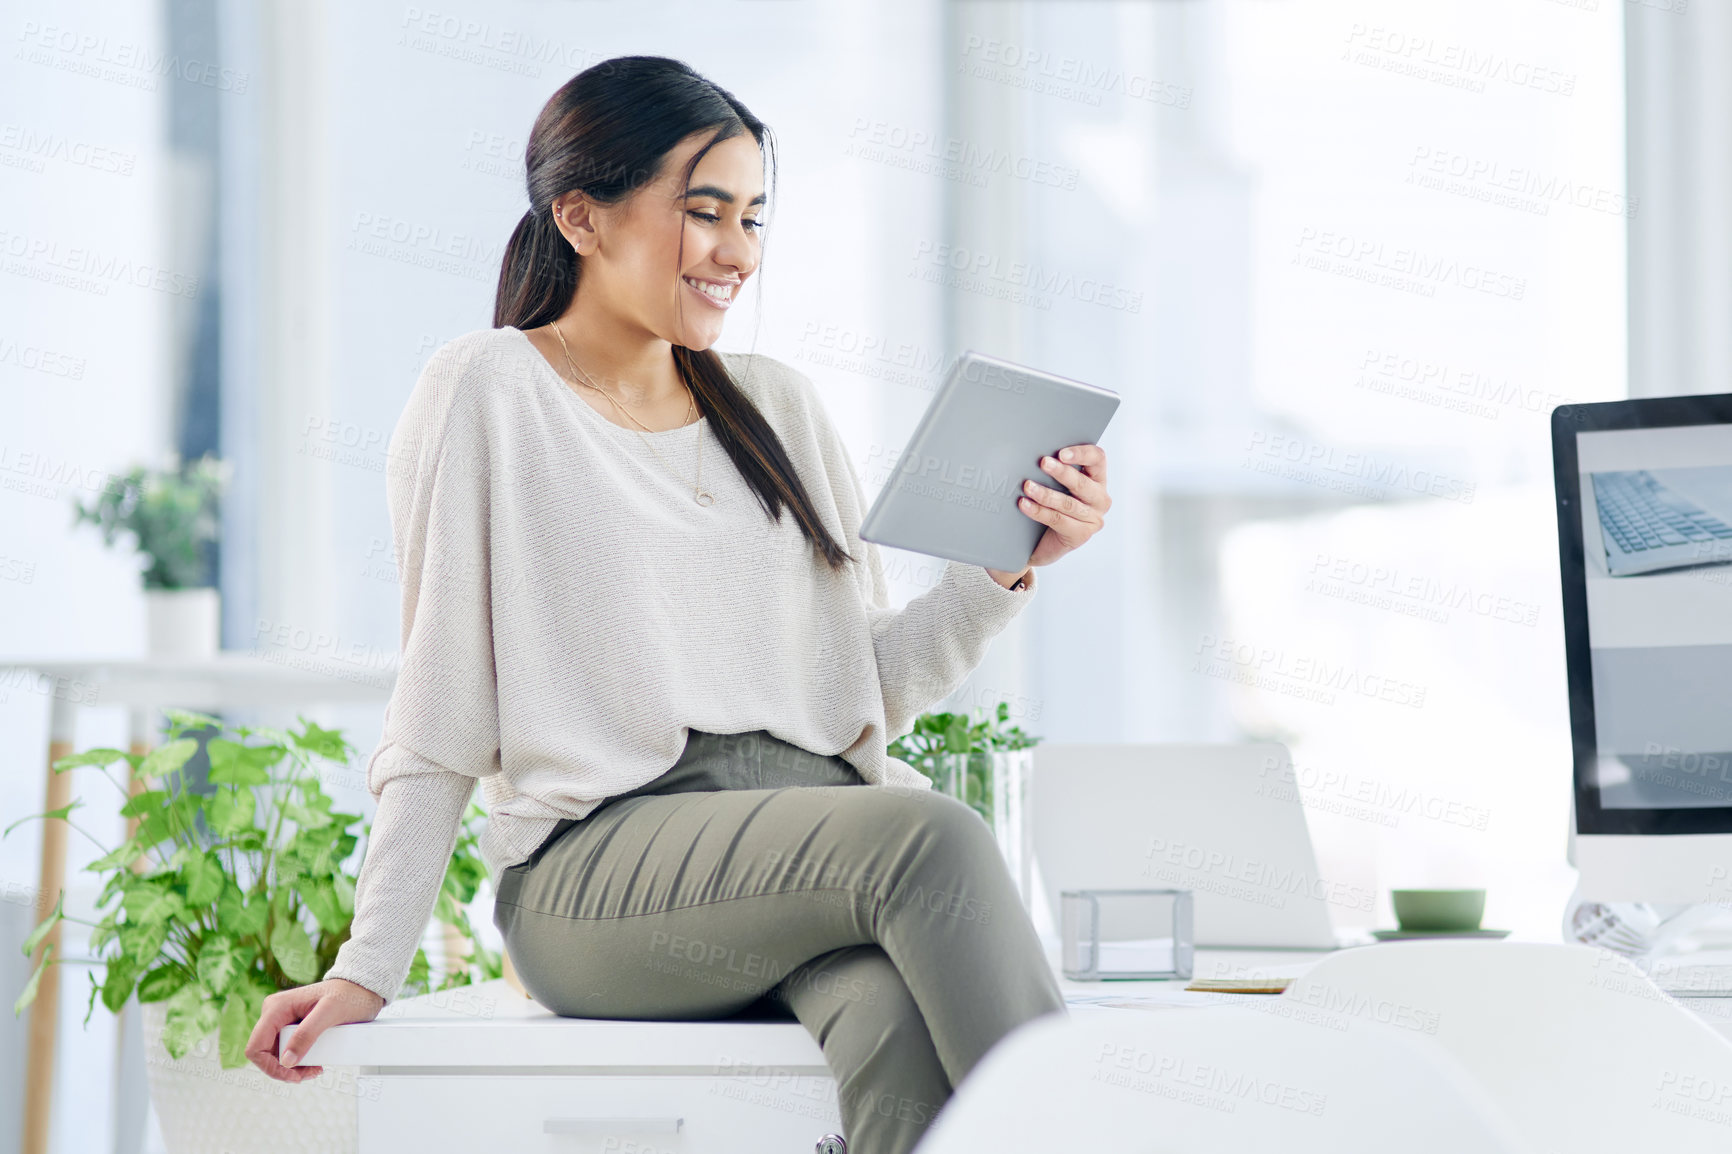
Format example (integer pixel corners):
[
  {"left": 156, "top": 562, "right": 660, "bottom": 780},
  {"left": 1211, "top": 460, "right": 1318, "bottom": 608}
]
[
  {"left": 1626, "top": 0, "right": 1732, "bottom": 399},
  {"left": 1209, "top": 0, "right": 1626, "bottom": 934},
  {"left": 0, "top": 5, "right": 179, "bottom": 1151}
]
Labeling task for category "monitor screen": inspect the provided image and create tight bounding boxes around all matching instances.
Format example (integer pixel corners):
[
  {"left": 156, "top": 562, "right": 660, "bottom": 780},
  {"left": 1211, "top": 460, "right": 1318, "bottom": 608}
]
[{"left": 1557, "top": 397, "right": 1732, "bottom": 834}]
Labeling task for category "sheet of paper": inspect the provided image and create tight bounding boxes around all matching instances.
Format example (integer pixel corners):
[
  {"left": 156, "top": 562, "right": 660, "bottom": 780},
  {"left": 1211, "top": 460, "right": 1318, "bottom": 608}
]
[{"left": 1095, "top": 937, "right": 1175, "bottom": 973}]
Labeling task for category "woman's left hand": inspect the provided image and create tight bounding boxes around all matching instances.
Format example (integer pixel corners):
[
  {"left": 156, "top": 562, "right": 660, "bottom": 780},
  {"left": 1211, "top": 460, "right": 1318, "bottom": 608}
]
[{"left": 987, "top": 444, "right": 1111, "bottom": 584}]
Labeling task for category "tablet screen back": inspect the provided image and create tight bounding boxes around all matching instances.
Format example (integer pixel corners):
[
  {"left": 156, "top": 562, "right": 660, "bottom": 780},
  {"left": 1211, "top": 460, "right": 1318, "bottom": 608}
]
[{"left": 859, "top": 351, "right": 1120, "bottom": 572}]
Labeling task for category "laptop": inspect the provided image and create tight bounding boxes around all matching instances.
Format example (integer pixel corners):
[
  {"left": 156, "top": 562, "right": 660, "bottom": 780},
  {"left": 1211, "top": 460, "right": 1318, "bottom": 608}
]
[{"left": 1031, "top": 743, "right": 1344, "bottom": 950}]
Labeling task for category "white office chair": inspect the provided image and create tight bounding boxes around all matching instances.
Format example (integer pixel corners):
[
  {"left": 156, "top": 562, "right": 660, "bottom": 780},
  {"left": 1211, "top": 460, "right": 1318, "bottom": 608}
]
[
  {"left": 1281, "top": 940, "right": 1732, "bottom": 1154},
  {"left": 914, "top": 1001, "right": 1532, "bottom": 1153}
]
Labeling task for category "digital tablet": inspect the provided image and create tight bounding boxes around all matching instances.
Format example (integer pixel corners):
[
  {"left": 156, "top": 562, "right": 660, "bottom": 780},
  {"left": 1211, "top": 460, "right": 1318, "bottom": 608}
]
[{"left": 859, "top": 350, "right": 1121, "bottom": 572}]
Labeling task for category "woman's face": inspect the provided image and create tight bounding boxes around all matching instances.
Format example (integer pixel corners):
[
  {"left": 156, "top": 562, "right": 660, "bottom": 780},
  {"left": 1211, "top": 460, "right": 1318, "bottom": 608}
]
[{"left": 560, "top": 129, "right": 765, "bottom": 352}]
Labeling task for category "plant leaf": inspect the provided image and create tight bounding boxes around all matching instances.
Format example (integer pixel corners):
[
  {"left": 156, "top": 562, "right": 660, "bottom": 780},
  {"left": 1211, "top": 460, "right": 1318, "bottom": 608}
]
[
  {"left": 244, "top": 891, "right": 273, "bottom": 937},
  {"left": 160, "top": 983, "right": 206, "bottom": 1059},
  {"left": 197, "top": 937, "right": 240, "bottom": 996},
  {"left": 291, "top": 717, "right": 350, "bottom": 762},
  {"left": 13, "top": 943, "right": 54, "bottom": 1016},
  {"left": 122, "top": 882, "right": 187, "bottom": 926},
  {"left": 119, "top": 789, "right": 171, "bottom": 820},
  {"left": 271, "top": 917, "right": 320, "bottom": 985},
  {"left": 120, "top": 918, "right": 170, "bottom": 967},
  {"left": 205, "top": 785, "right": 256, "bottom": 837},
  {"left": 402, "top": 947, "right": 430, "bottom": 999},
  {"left": 162, "top": 707, "right": 224, "bottom": 733},
  {"left": 2, "top": 797, "right": 85, "bottom": 840},
  {"left": 85, "top": 837, "right": 147, "bottom": 873},
  {"left": 207, "top": 739, "right": 277, "bottom": 786},
  {"left": 204, "top": 738, "right": 245, "bottom": 781},
  {"left": 133, "top": 791, "right": 199, "bottom": 848},
  {"left": 21, "top": 891, "right": 63, "bottom": 958},
  {"left": 89, "top": 911, "right": 120, "bottom": 954},
  {"left": 136, "top": 962, "right": 191, "bottom": 1004},
  {"left": 283, "top": 797, "right": 335, "bottom": 831},
  {"left": 180, "top": 850, "right": 225, "bottom": 907},
  {"left": 434, "top": 885, "right": 462, "bottom": 925},
  {"left": 218, "top": 990, "right": 253, "bottom": 1069},
  {"left": 293, "top": 877, "right": 346, "bottom": 936},
  {"left": 101, "top": 951, "right": 140, "bottom": 1015},
  {"left": 138, "top": 739, "right": 199, "bottom": 781},
  {"left": 246, "top": 724, "right": 295, "bottom": 748},
  {"left": 51, "top": 747, "right": 132, "bottom": 773},
  {"left": 273, "top": 849, "right": 309, "bottom": 885},
  {"left": 331, "top": 873, "right": 355, "bottom": 916},
  {"left": 217, "top": 883, "right": 268, "bottom": 937}
]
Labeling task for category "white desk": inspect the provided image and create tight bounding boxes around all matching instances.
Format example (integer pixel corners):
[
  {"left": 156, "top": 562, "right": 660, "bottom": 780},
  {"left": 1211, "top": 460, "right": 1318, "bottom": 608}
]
[
  {"left": 293, "top": 944, "right": 1732, "bottom": 1151},
  {"left": 1067, "top": 944, "right": 1732, "bottom": 1043},
  {"left": 297, "top": 978, "right": 845, "bottom": 1152}
]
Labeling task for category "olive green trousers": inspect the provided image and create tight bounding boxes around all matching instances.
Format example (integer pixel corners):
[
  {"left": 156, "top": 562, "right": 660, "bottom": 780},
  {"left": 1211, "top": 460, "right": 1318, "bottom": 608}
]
[{"left": 492, "top": 727, "right": 1067, "bottom": 1154}]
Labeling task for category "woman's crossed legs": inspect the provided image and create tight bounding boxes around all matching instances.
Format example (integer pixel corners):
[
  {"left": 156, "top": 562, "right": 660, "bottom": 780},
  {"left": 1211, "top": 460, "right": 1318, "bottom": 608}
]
[{"left": 493, "top": 773, "right": 1066, "bottom": 1153}]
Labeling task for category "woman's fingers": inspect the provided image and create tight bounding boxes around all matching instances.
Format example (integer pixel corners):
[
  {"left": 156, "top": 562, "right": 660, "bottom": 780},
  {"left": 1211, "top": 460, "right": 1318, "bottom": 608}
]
[
  {"left": 1018, "top": 445, "right": 1112, "bottom": 567},
  {"left": 245, "top": 986, "right": 322, "bottom": 1082},
  {"left": 1039, "top": 450, "right": 1108, "bottom": 512},
  {"left": 278, "top": 991, "right": 359, "bottom": 1079},
  {"left": 243, "top": 979, "right": 387, "bottom": 1083},
  {"left": 1021, "top": 476, "right": 1103, "bottom": 529},
  {"left": 1018, "top": 491, "right": 1093, "bottom": 540},
  {"left": 1055, "top": 442, "right": 1108, "bottom": 486}
]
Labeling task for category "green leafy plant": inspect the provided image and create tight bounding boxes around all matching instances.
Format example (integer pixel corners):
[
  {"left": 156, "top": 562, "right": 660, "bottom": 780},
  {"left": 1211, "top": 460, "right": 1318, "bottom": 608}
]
[
  {"left": 887, "top": 701, "right": 1040, "bottom": 824},
  {"left": 71, "top": 452, "right": 229, "bottom": 589},
  {"left": 9, "top": 708, "right": 501, "bottom": 1069}
]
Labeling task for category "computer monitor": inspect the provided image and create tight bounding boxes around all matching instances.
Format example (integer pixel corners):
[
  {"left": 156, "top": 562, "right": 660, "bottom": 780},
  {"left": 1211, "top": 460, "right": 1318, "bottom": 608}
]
[{"left": 1553, "top": 394, "right": 1732, "bottom": 903}]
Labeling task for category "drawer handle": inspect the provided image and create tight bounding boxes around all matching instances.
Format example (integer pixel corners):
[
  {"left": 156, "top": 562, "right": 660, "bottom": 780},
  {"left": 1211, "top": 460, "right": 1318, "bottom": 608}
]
[{"left": 542, "top": 1117, "right": 685, "bottom": 1136}]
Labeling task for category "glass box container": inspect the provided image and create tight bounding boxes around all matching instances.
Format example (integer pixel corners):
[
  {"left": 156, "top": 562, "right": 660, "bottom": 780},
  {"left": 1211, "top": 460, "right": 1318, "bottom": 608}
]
[{"left": 1061, "top": 888, "right": 1195, "bottom": 980}]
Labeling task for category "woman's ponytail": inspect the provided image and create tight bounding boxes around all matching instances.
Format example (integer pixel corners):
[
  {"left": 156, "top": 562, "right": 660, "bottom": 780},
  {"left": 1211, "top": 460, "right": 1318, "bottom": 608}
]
[{"left": 493, "top": 206, "right": 578, "bottom": 331}]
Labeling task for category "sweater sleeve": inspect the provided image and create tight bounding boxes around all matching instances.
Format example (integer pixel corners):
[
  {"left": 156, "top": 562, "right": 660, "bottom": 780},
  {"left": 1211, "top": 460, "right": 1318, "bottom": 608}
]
[
  {"left": 366, "top": 337, "right": 504, "bottom": 794},
  {"left": 798, "top": 366, "right": 1040, "bottom": 741},
  {"left": 323, "top": 769, "right": 474, "bottom": 1005},
  {"left": 325, "top": 337, "right": 503, "bottom": 1002}
]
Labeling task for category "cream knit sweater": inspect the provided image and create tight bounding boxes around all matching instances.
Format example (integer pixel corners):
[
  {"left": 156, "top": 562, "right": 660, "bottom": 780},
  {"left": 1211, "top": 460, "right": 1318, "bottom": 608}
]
[{"left": 324, "top": 325, "right": 1037, "bottom": 1004}]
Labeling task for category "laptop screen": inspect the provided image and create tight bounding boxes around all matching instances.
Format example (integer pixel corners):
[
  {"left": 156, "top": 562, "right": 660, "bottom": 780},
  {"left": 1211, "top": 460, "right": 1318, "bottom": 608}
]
[{"left": 1556, "top": 396, "right": 1732, "bottom": 834}]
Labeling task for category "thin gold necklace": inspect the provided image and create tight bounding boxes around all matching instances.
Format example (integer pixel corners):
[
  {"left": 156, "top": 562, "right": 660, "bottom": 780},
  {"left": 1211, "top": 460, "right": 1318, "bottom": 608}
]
[{"left": 548, "top": 321, "right": 714, "bottom": 507}]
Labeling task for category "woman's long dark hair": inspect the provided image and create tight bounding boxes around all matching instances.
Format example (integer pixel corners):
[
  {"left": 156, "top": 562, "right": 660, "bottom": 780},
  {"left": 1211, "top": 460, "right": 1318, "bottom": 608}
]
[{"left": 494, "top": 55, "right": 855, "bottom": 572}]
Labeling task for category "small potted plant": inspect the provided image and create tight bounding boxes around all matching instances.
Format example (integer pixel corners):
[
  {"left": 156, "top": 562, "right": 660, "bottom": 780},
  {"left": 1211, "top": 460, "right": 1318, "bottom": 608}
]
[
  {"left": 889, "top": 701, "right": 1041, "bottom": 908},
  {"left": 71, "top": 451, "right": 230, "bottom": 658},
  {"left": 9, "top": 708, "right": 500, "bottom": 1154}
]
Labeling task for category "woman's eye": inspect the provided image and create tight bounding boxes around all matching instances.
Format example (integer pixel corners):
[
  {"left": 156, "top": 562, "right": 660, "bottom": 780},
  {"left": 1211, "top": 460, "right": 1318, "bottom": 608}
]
[{"left": 687, "top": 210, "right": 765, "bottom": 232}]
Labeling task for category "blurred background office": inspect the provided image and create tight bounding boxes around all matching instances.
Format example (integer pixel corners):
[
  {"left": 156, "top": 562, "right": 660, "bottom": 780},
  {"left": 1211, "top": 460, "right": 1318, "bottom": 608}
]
[{"left": 2, "top": 0, "right": 1725, "bottom": 1150}]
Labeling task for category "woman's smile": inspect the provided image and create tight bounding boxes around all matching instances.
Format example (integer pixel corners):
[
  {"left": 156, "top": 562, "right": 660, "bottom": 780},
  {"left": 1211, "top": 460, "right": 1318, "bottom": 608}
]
[{"left": 683, "top": 274, "right": 739, "bottom": 309}]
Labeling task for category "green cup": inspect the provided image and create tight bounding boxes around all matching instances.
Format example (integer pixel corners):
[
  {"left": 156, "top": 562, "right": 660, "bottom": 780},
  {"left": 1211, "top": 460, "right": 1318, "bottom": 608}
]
[{"left": 1391, "top": 889, "right": 1486, "bottom": 933}]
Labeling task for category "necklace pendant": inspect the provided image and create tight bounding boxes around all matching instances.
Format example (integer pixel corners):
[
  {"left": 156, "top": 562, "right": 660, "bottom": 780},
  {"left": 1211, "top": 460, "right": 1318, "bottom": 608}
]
[{"left": 695, "top": 489, "right": 715, "bottom": 507}]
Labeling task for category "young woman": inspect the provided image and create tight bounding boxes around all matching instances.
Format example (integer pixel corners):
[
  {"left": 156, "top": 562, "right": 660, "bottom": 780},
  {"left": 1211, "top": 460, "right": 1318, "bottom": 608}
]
[{"left": 247, "top": 55, "right": 1111, "bottom": 1153}]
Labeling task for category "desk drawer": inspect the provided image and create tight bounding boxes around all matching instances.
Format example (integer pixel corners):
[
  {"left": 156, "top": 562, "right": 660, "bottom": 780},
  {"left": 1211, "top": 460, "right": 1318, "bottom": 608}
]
[{"left": 359, "top": 1073, "right": 844, "bottom": 1154}]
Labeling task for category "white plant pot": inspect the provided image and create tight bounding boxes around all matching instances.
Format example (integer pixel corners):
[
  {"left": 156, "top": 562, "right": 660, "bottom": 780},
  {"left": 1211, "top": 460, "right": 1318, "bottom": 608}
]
[
  {"left": 145, "top": 587, "right": 221, "bottom": 659},
  {"left": 140, "top": 998, "right": 359, "bottom": 1153}
]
